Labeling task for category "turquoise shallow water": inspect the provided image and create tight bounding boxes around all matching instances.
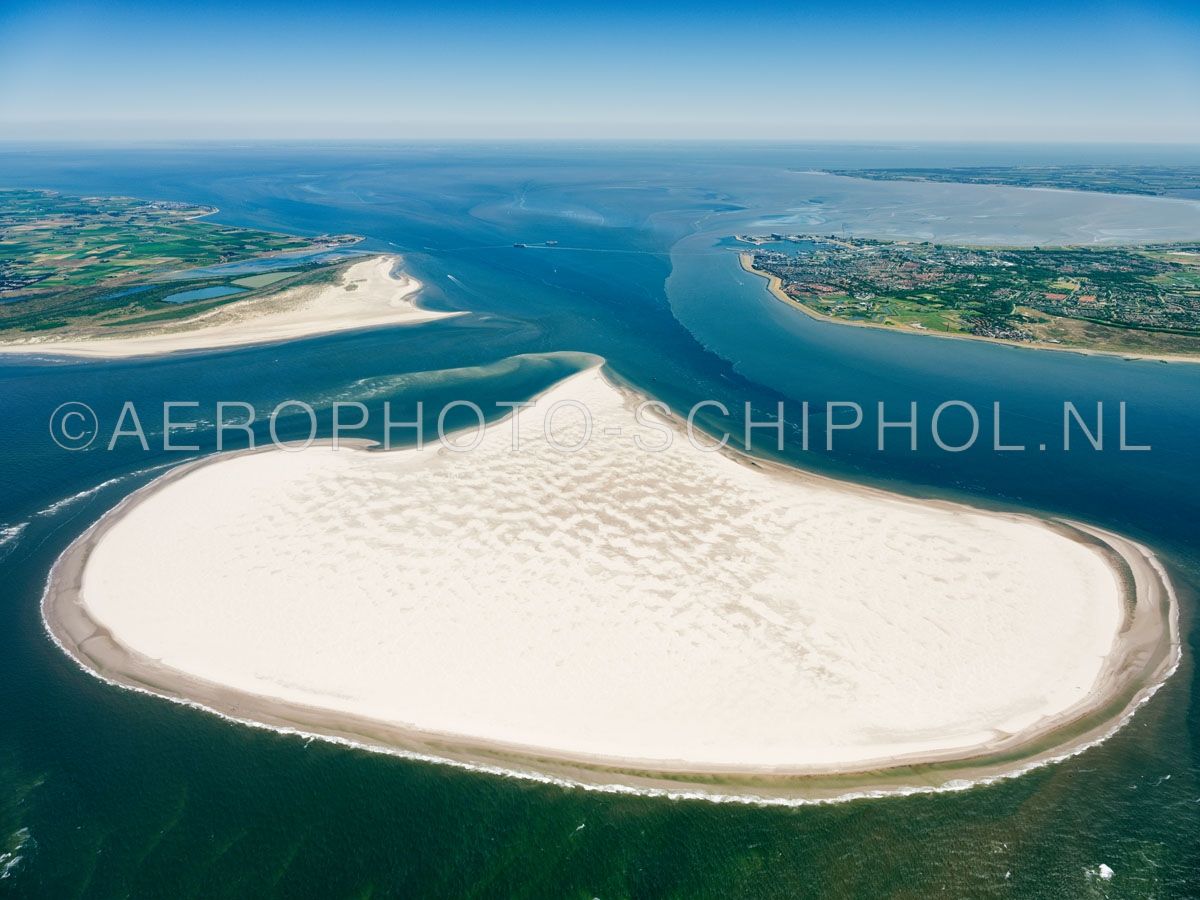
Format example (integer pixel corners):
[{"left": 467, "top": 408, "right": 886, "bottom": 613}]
[{"left": 0, "top": 143, "right": 1198, "bottom": 897}]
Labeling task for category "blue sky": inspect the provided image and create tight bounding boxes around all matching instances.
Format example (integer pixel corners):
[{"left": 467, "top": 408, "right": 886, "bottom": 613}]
[{"left": 1, "top": 0, "right": 1198, "bottom": 141}]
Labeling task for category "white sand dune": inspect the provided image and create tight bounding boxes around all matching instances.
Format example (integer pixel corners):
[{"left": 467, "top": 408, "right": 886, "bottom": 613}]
[
  {"left": 0, "top": 255, "right": 459, "bottom": 358},
  {"left": 46, "top": 363, "right": 1176, "bottom": 788}
]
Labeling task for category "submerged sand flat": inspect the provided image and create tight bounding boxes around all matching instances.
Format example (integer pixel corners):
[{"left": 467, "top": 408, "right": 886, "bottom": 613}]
[
  {"left": 45, "top": 364, "right": 1177, "bottom": 798},
  {"left": 0, "top": 255, "right": 459, "bottom": 358}
]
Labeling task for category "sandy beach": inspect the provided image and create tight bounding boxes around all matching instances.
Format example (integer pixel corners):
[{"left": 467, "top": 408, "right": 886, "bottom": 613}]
[
  {"left": 42, "top": 363, "right": 1178, "bottom": 800},
  {"left": 0, "top": 255, "right": 460, "bottom": 359}
]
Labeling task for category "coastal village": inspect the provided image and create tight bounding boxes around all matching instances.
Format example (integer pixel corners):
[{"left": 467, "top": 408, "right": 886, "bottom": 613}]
[{"left": 741, "top": 233, "right": 1200, "bottom": 342}]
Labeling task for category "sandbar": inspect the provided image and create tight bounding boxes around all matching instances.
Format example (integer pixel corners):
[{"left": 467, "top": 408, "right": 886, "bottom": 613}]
[{"left": 42, "top": 362, "right": 1179, "bottom": 801}]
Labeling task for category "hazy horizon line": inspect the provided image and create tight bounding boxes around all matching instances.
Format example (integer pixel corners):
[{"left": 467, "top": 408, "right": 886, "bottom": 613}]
[{"left": 2, "top": 135, "right": 1199, "bottom": 148}]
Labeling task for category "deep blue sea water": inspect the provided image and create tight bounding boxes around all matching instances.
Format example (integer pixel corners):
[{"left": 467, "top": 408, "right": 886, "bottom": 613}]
[{"left": 0, "top": 143, "right": 1198, "bottom": 897}]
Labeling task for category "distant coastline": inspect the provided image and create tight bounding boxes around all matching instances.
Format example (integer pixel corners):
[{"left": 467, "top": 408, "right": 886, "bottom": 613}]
[
  {"left": 0, "top": 187, "right": 362, "bottom": 329},
  {"left": 812, "top": 165, "right": 1200, "bottom": 200},
  {"left": 0, "top": 255, "right": 462, "bottom": 358},
  {"left": 739, "top": 252, "right": 1200, "bottom": 365}
]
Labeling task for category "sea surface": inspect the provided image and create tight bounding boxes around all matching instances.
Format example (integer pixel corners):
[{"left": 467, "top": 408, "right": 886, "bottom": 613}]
[{"left": 0, "top": 142, "right": 1198, "bottom": 897}]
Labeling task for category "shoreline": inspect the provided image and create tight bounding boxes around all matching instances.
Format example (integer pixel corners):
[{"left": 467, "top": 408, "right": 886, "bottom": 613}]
[
  {"left": 739, "top": 252, "right": 1200, "bottom": 366},
  {"left": 804, "top": 169, "right": 1200, "bottom": 209},
  {"left": 39, "top": 363, "right": 1180, "bottom": 803},
  {"left": 0, "top": 254, "right": 461, "bottom": 359}
]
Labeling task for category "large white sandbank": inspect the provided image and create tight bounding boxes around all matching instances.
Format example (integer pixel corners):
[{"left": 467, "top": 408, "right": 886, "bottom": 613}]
[
  {"left": 0, "top": 255, "right": 458, "bottom": 358},
  {"left": 56, "top": 365, "right": 1148, "bottom": 775}
]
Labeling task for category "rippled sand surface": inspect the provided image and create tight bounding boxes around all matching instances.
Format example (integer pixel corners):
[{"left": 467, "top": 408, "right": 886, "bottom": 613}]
[{"left": 77, "top": 366, "right": 1123, "bottom": 769}]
